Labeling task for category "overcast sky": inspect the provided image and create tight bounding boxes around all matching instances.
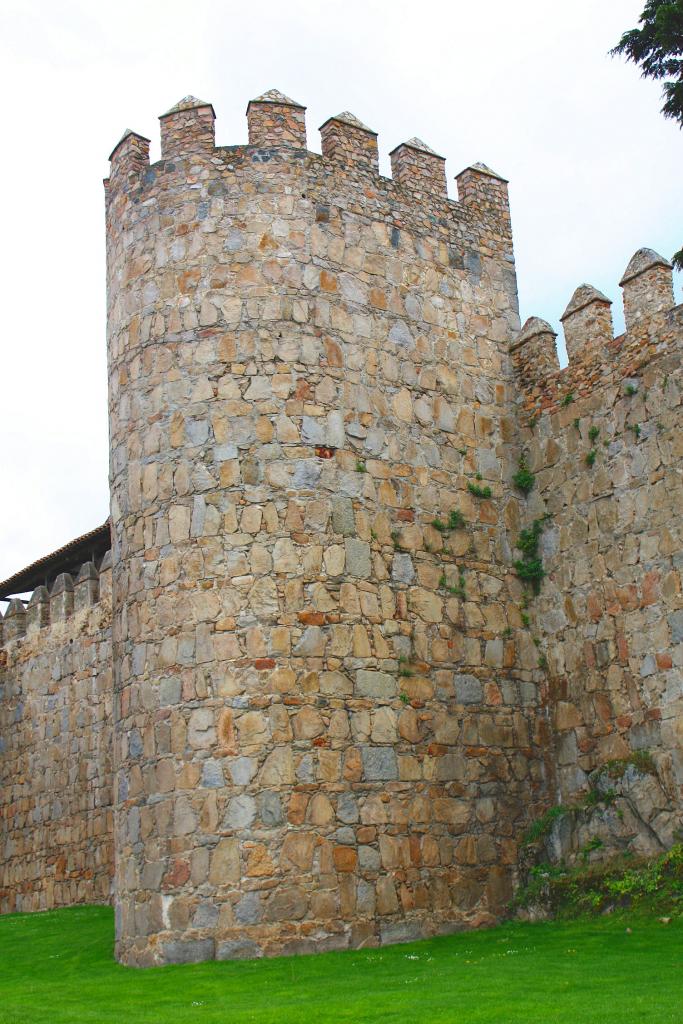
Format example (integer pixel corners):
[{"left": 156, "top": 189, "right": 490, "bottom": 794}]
[{"left": 1, "top": 0, "right": 680, "bottom": 587}]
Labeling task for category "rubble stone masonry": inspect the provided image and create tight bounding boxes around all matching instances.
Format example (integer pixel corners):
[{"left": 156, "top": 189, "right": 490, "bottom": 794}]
[
  {"left": 0, "top": 561, "right": 113, "bottom": 913},
  {"left": 512, "top": 250, "right": 683, "bottom": 856},
  {"left": 0, "top": 91, "right": 681, "bottom": 966}
]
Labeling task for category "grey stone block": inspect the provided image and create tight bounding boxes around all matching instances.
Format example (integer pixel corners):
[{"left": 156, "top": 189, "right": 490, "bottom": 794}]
[
  {"left": 392, "top": 553, "right": 415, "bottom": 583},
  {"left": 337, "top": 791, "right": 359, "bottom": 823},
  {"left": 192, "top": 902, "right": 219, "bottom": 928},
  {"left": 227, "top": 756, "right": 257, "bottom": 785},
  {"left": 356, "top": 670, "right": 396, "bottom": 699},
  {"left": 361, "top": 746, "right": 398, "bottom": 781},
  {"left": 216, "top": 939, "right": 262, "bottom": 961},
  {"left": 301, "top": 416, "right": 324, "bottom": 444},
  {"left": 380, "top": 920, "right": 424, "bottom": 945},
  {"left": 258, "top": 790, "right": 284, "bottom": 826},
  {"left": 293, "top": 460, "right": 322, "bottom": 488},
  {"left": 454, "top": 674, "right": 483, "bottom": 704},
  {"left": 389, "top": 321, "right": 413, "bottom": 348},
  {"left": 356, "top": 881, "right": 376, "bottom": 916},
  {"left": 201, "top": 759, "right": 224, "bottom": 788},
  {"left": 669, "top": 610, "right": 683, "bottom": 644},
  {"left": 359, "top": 845, "right": 381, "bottom": 871},
  {"left": 161, "top": 938, "right": 215, "bottom": 965},
  {"left": 345, "top": 538, "right": 371, "bottom": 578},
  {"left": 159, "top": 677, "right": 181, "bottom": 706},
  {"left": 224, "top": 794, "right": 256, "bottom": 829},
  {"left": 235, "top": 891, "right": 262, "bottom": 925},
  {"left": 128, "top": 729, "right": 143, "bottom": 758},
  {"left": 332, "top": 496, "right": 355, "bottom": 536}
]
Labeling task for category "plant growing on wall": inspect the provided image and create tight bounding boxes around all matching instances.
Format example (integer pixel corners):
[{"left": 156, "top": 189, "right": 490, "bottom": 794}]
[
  {"left": 513, "top": 517, "right": 549, "bottom": 595},
  {"left": 432, "top": 509, "right": 466, "bottom": 532},
  {"left": 468, "top": 481, "right": 492, "bottom": 499},
  {"left": 439, "top": 568, "right": 466, "bottom": 599},
  {"left": 512, "top": 455, "right": 535, "bottom": 496}
]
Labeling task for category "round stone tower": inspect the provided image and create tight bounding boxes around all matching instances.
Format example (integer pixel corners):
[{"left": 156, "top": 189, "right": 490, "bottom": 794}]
[{"left": 105, "top": 91, "right": 539, "bottom": 966}]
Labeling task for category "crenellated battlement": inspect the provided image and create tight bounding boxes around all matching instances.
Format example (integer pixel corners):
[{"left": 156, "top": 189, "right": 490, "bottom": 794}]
[
  {"left": 511, "top": 247, "right": 680, "bottom": 416},
  {"left": 246, "top": 89, "right": 307, "bottom": 148},
  {"left": 160, "top": 96, "right": 216, "bottom": 160},
  {"left": 0, "top": 551, "right": 111, "bottom": 648},
  {"left": 319, "top": 111, "right": 379, "bottom": 173},
  {"left": 104, "top": 88, "right": 512, "bottom": 248},
  {"left": 560, "top": 284, "right": 614, "bottom": 362},
  {"left": 389, "top": 137, "right": 447, "bottom": 197}
]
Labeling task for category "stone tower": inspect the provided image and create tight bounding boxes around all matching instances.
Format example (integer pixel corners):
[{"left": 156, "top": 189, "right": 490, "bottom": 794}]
[
  {"left": 104, "top": 90, "right": 539, "bottom": 966},
  {"left": 2, "top": 86, "right": 680, "bottom": 967}
]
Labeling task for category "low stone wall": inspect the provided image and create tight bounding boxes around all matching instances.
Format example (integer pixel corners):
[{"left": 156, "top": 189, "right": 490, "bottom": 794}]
[{"left": 0, "top": 559, "right": 114, "bottom": 913}]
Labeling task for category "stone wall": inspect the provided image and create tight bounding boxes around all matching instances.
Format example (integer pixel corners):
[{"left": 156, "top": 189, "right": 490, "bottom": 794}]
[
  {"left": 105, "top": 92, "right": 546, "bottom": 966},
  {"left": 512, "top": 249, "right": 683, "bottom": 856},
  {"left": 2, "top": 93, "right": 680, "bottom": 967},
  {"left": 0, "top": 558, "right": 114, "bottom": 912}
]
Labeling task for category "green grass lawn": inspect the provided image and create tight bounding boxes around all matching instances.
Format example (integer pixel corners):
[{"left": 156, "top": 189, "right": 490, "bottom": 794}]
[{"left": 0, "top": 906, "right": 681, "bottom": 1023}]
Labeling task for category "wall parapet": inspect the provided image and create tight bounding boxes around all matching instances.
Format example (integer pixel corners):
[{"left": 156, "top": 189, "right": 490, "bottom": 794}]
[
  {"left": 0, "top": 556, "right": 114, "bottom": 915},
  {"left": 620, "top": 248, "right": 674, "bottom": 333},
  {"left": 0, "top": 552, "right": 111, "bottom": 646},
  {"left": 104, "top": 90, "right": 512, "bottom": 253},
  {"left": 510, "top": 248, "right": 680, "bottom": 421},
  {"left": 160, "top": 96, "right": 216, "bottom": 160},
  {"left": 389, "top": 137, "right": 447, "bottom": 197},
  {"left": 246, "top": 88, "right": 307, "bottom": 148},
  {"left": 560, "top": 284, "right": 613, "bottom": 362},
  {"left": 319, "top": 111, "right": 379, "bottom": 173}
]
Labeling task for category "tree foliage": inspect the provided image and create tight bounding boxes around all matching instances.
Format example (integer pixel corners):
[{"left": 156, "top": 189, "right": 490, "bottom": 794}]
[{"left": 611, "top": 1, "right": 683, "bottom": 269}]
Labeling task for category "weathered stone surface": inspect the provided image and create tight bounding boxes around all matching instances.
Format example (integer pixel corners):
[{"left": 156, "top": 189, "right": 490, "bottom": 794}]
[
  {"left": 2, "top": 86, "right": 679, "bottom": 974},
  {"left": 408, "top": 588, "right": 443, "bottom": 623},
  {"left": 162, "top": 939, "right": 215, "bottom": 965},
  {"left": 356, "top": 671, "right": 396, "bottom": 700},
  {"left": 217, "top": 939, "right": 262, "bottom": 960},
  {"left": 454, "top": 674, "right": 483, "bottom": 704},
  {"left": 259, "top": 747, "right": 295, "bottom": 785},
  {"left": 331, "top": 497, "right": 355, "bottom": 536},
  {"left": 345, "top": 539, "right": 371, "bottom": 579},
  {"left": 266, "top": 887, "right": 308, "bottom": 922},
  {"left": 392, "top": 553, "right": 415, "bottom": 584},
  {"left": 235, "top": 891, "right": 262, "bottom": 925},
  {"left": 224, "top": 795, "right": 256, "bottom": 829},
  {"left": 209, "top": 839, "right": 240, "bottom": 885},
  {"left": 361, "top": 746, "right": 398, "bottom": 781}
]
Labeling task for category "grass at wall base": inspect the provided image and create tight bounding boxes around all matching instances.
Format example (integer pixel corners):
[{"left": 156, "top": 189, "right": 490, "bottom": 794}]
[{"left": 0, "top": 904, "right": 681, "bottom": 1023}]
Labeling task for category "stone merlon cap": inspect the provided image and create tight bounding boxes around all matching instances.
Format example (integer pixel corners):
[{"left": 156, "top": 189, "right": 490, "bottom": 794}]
[
  {"left": 319, "top": 111, "right": 377, "bottom": 135},
  {"left": 560, "top": 284, "right": 612, "bottom": 321},
  {"left": 246, "top": 89, "right": 306, "bottom": 113},
  {"left": 457, "top": 162, "right": 508, "bottom": 183},
  {"left": 619, "top": 247, "right": 673, "bottom": 286},
  {"left": 160, "top": 96, "right": 216, "bottom": 119},
  {"left": 108, "top": 128, "right": 151, "bottom": 162},
  {"left": 511, "top": 316, "right": 557, "bottom": 350},
  {"left": 389, "top": 137, "right": 445, "bottom": 159}
]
